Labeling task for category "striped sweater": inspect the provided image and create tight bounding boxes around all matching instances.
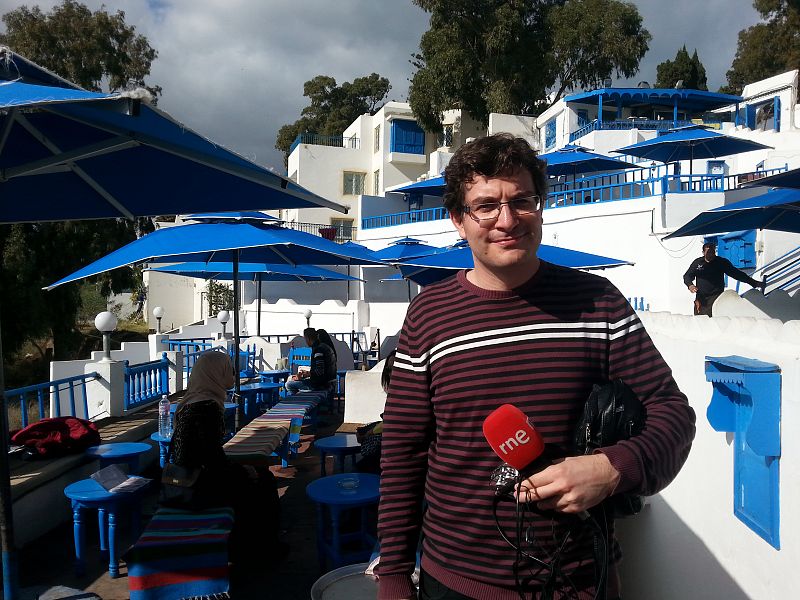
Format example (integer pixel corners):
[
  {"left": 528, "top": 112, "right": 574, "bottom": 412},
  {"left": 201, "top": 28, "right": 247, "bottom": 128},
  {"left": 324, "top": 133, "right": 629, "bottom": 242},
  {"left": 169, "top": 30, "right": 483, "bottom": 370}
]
[{"left": 377, "top": 263, "right": 696, "bottom": 600}]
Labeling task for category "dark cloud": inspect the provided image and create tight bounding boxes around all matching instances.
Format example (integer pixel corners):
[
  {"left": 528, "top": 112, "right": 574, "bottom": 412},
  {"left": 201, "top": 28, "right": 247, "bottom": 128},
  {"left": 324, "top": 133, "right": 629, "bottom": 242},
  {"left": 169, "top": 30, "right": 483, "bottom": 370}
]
[{"left": 0, "top": 0, "right": 764, "bottom": 172}]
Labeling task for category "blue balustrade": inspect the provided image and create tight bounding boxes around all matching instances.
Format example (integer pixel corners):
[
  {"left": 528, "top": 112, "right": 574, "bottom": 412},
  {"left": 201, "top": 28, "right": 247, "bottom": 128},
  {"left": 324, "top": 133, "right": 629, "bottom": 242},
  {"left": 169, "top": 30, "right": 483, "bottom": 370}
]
[
  {"left": 123, "top": 354, "right": 170, "bottom": 411},
  {"left": 5, "top": 372, "right": 99, "bottom": 428},
  {"left": 569, "top": 118, "right": 714, "bottom": 143},
  {"left": 361, "top": 206, "right": 448, "bottom": 230}
]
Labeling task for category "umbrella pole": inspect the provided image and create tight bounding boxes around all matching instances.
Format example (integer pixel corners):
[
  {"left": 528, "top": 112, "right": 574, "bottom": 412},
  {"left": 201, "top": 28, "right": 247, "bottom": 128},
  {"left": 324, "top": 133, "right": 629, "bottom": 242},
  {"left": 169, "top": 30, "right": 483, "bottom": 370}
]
[
  {"left": 257, "top": 278, "right": 262, "bottom": 337},
  {"left": 0, "top": 310, "right": 19, "bottom": 600},
  {"left": 233, "top": 251, "right": 242, "bottom": 431}
]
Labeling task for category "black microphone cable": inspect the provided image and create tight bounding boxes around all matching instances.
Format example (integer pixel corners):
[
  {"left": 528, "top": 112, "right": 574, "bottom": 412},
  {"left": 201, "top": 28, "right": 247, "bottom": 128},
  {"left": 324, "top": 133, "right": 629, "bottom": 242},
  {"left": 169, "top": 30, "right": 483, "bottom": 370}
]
[{"left": 492, "top": 473, "right": 609, "bottom": 600}]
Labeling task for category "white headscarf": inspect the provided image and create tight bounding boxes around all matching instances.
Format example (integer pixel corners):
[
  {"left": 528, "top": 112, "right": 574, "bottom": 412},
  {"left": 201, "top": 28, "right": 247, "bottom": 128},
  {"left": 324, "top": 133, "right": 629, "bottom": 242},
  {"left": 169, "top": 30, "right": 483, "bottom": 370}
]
[{"left": 177, "top": 351, "right": 235, "bottom": 413}]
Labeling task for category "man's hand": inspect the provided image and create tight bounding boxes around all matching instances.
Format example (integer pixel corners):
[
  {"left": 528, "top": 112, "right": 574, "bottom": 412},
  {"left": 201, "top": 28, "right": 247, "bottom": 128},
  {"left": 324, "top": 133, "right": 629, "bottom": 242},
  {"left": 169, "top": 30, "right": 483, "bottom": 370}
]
[
  {"left": 688, "top": 284, "right": 698, "bottom": 293},
  {"left": 515, "top": 454, "right": 621, "bottom": 514}
]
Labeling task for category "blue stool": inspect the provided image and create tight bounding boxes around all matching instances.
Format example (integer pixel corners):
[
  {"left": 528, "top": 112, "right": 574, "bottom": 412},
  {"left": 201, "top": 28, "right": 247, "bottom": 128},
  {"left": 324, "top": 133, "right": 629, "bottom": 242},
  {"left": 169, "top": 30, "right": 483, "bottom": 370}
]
[
  {"left": 306, "top": 473, "right": 379, "bottom": 571},
  {"left": 64, "top": 477, "right": 148, "bottom": 577}
]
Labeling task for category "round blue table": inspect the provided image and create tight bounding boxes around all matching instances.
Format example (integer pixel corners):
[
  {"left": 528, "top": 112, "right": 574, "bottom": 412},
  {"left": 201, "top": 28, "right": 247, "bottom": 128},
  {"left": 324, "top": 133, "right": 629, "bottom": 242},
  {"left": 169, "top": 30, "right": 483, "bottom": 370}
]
[
  {"left": 314, "top": 433, "right": 361, "bottom": 476},
  {"left": 306, "top": 473, "right": 379, "bottom": 570},
  {"left": 84, "top": 442, "right": 152, "bottom": 474},
  {"left": 64, "top": 477, "right": 148, "bottom": 577}
]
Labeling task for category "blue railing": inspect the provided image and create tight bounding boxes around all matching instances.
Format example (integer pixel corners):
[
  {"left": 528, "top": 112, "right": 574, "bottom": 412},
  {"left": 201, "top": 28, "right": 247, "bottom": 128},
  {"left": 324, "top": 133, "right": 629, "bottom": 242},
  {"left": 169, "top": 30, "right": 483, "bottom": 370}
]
[
  {"left": 627, "top": 297, "right": 650, "bottom": 311},
  {"left": 569, "top": 119, "right": 721, "bottom": 143},
  {"left": 547, "top": 177, "right": 661, "bottom": 207},
  {"left": 168, "top": 340, "right": 214, "bottom": 377},
  {"left": 290, "top": 133, "right": 360, "bottom": 153},
  {"left": 5, "top": 372, "right": 100, "bottom": 428},
  {"left": 124, "top": 354, "right": 169, "bottom": 411},
  {"left": 362, "top": 206, "right": 448, "bottom": 229}
]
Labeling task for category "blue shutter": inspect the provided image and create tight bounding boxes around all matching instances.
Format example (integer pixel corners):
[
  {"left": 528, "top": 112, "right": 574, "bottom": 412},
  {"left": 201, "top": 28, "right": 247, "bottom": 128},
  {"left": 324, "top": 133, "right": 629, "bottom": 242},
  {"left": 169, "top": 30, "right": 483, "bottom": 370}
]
[
  {"left": 545, "top": 120, "right": 556, "bottom": 150},
  {"left": 390, "top": 120, "right": 425, "bottom": 154},
  {"left": 774, "top": 96, "right": 781, "bottom": 132}
]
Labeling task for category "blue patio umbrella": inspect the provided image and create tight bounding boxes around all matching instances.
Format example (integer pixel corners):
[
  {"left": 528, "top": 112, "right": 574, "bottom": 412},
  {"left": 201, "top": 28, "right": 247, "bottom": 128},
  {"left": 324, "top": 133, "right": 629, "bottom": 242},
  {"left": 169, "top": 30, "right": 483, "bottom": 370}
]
[
  {"left": 613, "top": 129, "right": 772, "bottom": 175},
  {"left": 146, "top": 261, "right": 361, "bottom": 336},
  {"left": 397, "top": 241, "right": 633, "bottom": 286},
  {"left": 0, "top": 47, "right": 348, "bottom": 595},
  {"left": 372, "top": 237, "right": 439, "bottom": 262},
  {"left": 539, "top": 146, "right": 638, "bottom": 178},
  {"left": 0, "top": 82, "right": 346, "bottom": 222},
  {"left": 663, "top": 188, "right": 800, "bottom": 239}
]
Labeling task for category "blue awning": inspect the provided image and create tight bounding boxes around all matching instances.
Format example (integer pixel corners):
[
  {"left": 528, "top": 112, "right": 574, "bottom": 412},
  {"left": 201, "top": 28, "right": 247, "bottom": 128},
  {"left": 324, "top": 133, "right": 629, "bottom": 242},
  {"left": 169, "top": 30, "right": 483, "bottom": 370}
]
[
  {"left": 614, "top": 129, "right": 771, "bottom": 163},
  {"left": 539, "top": 146, "right": 638, "bottom": 176},
  {"left": 565, "top": 88, "right": 742, "bottom": 112}
]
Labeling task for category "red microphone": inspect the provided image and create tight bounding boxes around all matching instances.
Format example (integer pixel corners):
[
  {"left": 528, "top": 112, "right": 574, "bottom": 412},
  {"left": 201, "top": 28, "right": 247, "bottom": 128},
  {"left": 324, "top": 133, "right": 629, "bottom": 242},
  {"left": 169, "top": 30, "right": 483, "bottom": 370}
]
[{"left": 483, "top": 404, "right": 546, "bottom": 471}]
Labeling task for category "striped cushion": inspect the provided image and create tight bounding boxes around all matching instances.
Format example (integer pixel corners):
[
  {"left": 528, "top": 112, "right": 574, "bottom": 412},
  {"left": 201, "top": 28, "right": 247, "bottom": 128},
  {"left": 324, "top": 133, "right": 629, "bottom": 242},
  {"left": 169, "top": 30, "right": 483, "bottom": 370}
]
[
  {"left": 223, "top": 419, "right": 289, "bottom": 464},
  {"left": 127, "top": 507, "right": 234, "bottom": 600}
]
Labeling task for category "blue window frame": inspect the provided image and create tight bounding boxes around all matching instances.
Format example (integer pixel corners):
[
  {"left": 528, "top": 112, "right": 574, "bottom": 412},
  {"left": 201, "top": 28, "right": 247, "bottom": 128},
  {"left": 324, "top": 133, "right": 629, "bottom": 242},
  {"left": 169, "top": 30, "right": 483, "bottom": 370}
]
[
  {"left": 705, "top": 355, "right": 781, "bottom": 549},
  {"left": 390, "top": 120, "right": 425, "bottom": 154}
]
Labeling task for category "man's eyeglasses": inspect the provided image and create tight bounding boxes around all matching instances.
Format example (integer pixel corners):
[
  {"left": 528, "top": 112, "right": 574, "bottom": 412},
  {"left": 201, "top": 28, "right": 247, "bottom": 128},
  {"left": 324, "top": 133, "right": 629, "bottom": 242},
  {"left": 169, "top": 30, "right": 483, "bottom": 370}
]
[{"left": 462, "top": 195, "right": 543, "bottom": 222}]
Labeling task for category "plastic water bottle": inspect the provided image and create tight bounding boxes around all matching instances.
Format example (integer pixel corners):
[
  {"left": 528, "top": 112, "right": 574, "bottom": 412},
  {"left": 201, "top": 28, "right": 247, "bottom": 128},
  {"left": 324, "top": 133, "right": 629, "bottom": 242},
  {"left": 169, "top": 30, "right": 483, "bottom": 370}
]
[{"left": 158, "top": 395, "right": 171, "bottom": 439}]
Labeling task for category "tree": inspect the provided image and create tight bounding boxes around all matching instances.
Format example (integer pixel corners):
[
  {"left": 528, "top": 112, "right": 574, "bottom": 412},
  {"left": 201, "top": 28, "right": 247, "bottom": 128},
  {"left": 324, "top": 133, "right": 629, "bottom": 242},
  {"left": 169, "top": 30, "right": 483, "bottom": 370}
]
[
  {"left": 722, "top": 0, "right": 800, "bottom": 94},
  {"left": 0, "top": 0, "right": 162, "bottom": 97},
  {"left": 655, "top": 46, "right": 708, "bottom": 90},
  {"left": 407, "top": 0, "right": 650, "bottom": 131},
  {"left": 546, "top": 0, "right": 651, "bottom": 103},
  {"left": 0, "top": 0, "right": 160, "bottom": 361},
  {"left": 408, "top": 0, "right": 555, "bottom": 132},
  {"left": 275, "top": 73, "right": 391, "bottom": 162}
]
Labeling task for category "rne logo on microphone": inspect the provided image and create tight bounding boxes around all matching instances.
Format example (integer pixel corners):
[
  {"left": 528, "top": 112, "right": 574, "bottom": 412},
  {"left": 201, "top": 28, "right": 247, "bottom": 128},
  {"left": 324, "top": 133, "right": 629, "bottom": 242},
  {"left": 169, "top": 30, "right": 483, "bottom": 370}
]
[{"left": 498, "top": 429, "right": 530, "bottom": 455}]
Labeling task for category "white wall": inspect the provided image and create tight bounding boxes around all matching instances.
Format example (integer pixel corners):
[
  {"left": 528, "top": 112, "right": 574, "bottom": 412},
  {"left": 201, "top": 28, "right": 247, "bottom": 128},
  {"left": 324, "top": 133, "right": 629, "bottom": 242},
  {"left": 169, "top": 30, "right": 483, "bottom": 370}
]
[
  {"left": 143, "top": 270, "right": 198, "bottom": 331},
  {"left": 617, "top": 311, "right": 800, "bottom": 600}
]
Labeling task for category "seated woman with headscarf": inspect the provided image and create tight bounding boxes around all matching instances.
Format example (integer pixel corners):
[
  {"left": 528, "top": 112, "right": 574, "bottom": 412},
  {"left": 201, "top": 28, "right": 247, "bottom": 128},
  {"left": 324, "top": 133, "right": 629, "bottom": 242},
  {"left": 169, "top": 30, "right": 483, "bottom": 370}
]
[{"left": 168, "top": 351, "right": 284, "bottom": 561}]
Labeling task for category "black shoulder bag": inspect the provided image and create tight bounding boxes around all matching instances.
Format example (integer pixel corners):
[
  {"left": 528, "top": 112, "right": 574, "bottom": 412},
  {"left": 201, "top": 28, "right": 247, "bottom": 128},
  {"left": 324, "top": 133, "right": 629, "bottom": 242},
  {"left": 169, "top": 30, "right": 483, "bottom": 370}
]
[
  {"left": 158, "top": 441, "right": 204, "bottom": 509},
  {"left": 574, "top": 379, "right": 646, "bottom": 518}
]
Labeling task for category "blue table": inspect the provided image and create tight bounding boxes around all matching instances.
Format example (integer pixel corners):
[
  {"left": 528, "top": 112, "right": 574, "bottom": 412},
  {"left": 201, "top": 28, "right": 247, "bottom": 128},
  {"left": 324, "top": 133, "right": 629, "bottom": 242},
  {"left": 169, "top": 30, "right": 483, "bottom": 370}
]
[
  {"left": 314, "top": 433, "right": 360, "bottom": 476},
  {"left": 306, "top": 473, "right": 379, "bottom": 570},
  {"left": 85, "top": 442, "right": 152, "bottom": 474},
  {"left": 236, "top": 381, "right": 283, "bottom": 417},
  {"left": 259, "top": 369, "right": 290, "bottom": 384},
  {"left": 64, "top": 477, "right": 149, "bottom": 577}
]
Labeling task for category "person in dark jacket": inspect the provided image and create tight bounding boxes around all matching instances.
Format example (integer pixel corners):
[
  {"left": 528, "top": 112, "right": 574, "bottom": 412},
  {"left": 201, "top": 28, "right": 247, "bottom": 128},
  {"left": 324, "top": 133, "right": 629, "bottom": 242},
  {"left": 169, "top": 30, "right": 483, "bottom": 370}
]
[
  {"left": 285, "top": 327, "right": 337, "bottom": 394},
  {"left": 683, "top": 242, "right": 765, "bottom": 316}
]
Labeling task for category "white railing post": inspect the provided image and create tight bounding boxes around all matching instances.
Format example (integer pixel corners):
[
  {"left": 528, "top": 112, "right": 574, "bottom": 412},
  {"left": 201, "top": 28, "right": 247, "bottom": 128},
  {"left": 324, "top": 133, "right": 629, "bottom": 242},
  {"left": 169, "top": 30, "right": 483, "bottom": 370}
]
[
  {"left": 81, "top": 360, "right": 125, "bottom": 419},
  {"left": 165, "top": 351, "right": 184, "bottom": 394},
  {"left": 149, "top": 333, "right": 170, "bottom": 360}
]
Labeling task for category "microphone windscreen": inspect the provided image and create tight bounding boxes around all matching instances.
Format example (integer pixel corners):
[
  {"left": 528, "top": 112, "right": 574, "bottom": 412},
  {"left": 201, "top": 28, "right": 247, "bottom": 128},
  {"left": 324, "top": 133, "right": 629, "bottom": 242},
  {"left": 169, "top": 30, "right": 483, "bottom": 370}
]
[{"left": 483, "top": 404, "right": 545, "bottom": 471}]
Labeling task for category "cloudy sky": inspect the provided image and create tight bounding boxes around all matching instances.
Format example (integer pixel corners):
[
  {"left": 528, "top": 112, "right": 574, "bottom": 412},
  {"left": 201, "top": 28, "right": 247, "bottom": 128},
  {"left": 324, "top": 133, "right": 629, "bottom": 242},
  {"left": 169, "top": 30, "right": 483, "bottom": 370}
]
[{"left": 1, "top": 0, "right": 763, "bottom": 172}]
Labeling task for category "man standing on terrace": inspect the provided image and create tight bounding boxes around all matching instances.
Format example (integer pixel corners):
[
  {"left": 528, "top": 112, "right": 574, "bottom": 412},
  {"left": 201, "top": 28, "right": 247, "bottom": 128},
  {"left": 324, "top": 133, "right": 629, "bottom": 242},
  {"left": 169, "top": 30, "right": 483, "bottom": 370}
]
[
  {"left": 683, "top": 241, "right": 765, "bottom": 316},
  {"left": 377, "top": 134, "right": 696, "bottom": 600}
]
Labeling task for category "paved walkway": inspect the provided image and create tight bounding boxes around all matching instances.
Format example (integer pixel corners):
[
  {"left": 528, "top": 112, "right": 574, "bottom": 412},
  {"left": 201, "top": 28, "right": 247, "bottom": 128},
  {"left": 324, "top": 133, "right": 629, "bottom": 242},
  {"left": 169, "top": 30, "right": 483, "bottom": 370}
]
[{"left": 17, "top": 415, "right": 366, "bottom": 599}]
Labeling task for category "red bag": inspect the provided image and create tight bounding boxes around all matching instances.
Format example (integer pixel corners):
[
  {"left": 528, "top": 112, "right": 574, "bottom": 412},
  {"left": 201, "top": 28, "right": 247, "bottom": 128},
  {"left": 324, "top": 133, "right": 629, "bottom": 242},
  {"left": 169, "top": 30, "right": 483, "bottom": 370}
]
[{"left": 11, "top": 417, "right": 101, "bottom": 459}]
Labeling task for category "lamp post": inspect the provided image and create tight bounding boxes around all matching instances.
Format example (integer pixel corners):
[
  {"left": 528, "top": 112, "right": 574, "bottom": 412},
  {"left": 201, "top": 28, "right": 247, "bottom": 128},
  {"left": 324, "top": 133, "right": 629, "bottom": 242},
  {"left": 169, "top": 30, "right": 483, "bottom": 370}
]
[
  {"left": 218, "top": 310, "right": 230, "bottom": 336},
  {"left": 153, "top": 306, "right": 165, "bottom": 334},
  {"left": 303, "top": 309, "right": 312, "bottom": 328},
  {"left": 94, "top": 311, "right": 118, "bottom": 361}
]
